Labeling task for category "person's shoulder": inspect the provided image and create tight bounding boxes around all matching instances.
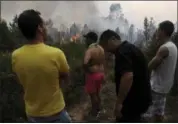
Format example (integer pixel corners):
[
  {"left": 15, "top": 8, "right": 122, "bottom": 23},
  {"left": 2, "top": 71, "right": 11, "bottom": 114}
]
[
  {"left": 85, "top": 47, "right": 92, "bottom": 55},
  {"left": 12, "top": 46, "right": 25, "bottom": 58},
  {"left": 168, "top": 41, "right": 177, "bottom": 48},
  {"left": 118, "top": 41, "right": 132, "bottom": 54},
  {"left": 98, "top": 44, "right": 104, "bottom": 51},
  {"left": 45, "top": 45, "right": 65, "bottom": 56},
  {"left": 164, "top": 41, "right": 178, "bottom": 55},
  {"left": 45, "top": 45, "right": 60, "bottom": 51}
]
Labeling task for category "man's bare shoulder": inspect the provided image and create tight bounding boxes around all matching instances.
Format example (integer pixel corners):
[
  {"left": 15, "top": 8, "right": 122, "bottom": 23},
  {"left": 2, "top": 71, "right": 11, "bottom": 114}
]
[
  {"left": 98, "top": 45, "right": 104, "bottom": 52},
  {"left": 85, "top": 48, "right": 92, "bottom": 56}
]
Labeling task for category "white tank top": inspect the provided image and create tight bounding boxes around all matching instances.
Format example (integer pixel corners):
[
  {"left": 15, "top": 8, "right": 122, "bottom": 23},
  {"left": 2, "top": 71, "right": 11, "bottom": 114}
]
[{"left": 151, "top": 41, "right": 177, "bottom": 94}]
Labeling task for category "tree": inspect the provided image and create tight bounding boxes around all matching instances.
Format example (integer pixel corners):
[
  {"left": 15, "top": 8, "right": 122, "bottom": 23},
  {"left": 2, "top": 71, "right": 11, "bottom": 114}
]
[
  {"left": 175, "top": 21, "right": 178, "bottom": 32},
  {"left": 82, "top": 24, "right": 89, "bottom": 35},
  {"left": 134, "top": 29, "right": 144, "bottom": 48},
  {"left": 143, "top": 31, "right": 161, "bottom": 61},
  {"left": 149, "top": 17, "right": 156, "bottom": 38},
  {"left": 115, "top": 27, "right": 120, "bottom": 35},
  {"left": 124, "top": 19, "right": 129, "bottom": 31},
  {"left": 45, "top": 19, "right": 58, "bottom": 44},
  {"left": 70, "top": 23, "right": 80, "bottom": 37},
  {"left": 45, "top": 19, "right": 53, "bottom": 29},
  {"left": 109, "top": 3, "right": 122, "bottom": 19},
  {"left": 0, "top": 20, "right": 14, "bottom": 51},
  {"left": 128, "top": 24, "right": 134, "bottom": 43},
  {"left": 9, "top": 15, "right": 25, "bottom": 47},
  {"left": 144, "top": 17, "right": 150, "bottom": 42}
]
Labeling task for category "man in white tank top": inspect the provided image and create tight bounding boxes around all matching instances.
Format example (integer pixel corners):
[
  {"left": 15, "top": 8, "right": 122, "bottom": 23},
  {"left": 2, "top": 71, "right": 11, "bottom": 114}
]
[{"left": 145, "top": 21, "right": 177, "bottom": 122}]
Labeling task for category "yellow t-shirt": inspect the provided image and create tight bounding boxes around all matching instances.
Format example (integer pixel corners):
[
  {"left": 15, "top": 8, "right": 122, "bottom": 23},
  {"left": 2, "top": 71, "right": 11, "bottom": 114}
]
[{"left": 12, "top": 43, "right": 69, "bottom": 117}]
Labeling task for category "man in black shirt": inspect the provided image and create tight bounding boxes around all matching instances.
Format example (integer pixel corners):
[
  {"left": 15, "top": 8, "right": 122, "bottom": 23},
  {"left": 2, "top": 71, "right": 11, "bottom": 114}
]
[{"left": 99, "top": 30, "right": 152, "bottom": 122}]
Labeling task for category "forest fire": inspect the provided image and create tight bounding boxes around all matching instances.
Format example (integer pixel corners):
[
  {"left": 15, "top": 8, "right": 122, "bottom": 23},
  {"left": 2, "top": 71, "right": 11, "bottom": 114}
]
[{"left": 70, "top": 34, "right": 80, "bottom": 43}]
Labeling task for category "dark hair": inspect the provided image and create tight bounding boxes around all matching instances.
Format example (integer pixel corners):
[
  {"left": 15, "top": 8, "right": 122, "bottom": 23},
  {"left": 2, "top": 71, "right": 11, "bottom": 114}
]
[
  {"left": 84, "top": 31, "right": 98, "bottom": 42},
  {"left": 159, "top": 20, "right": 174, "bottom": 37},
  {"left": 18, "top": 9, "right": 43, "bottom": 40},
  {"left": 99, "top": 29, "right": 121, "bottom": 45}
]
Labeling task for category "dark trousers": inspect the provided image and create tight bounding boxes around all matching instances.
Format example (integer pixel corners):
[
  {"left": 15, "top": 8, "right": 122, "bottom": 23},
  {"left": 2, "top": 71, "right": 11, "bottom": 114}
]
[{"left": 116, "top": 115, "right": 142, "bottom": 123}]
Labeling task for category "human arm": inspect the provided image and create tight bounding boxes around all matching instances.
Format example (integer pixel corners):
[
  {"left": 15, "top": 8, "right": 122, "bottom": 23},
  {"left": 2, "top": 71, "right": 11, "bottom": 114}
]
[
  {"left": 11, "top": 52, "right": 21, "bottom": 84},
  {"left": 83, "top": 49, "right": 91, "bottom": 73},
  {"left": 116, "top": 72, "right": 133, "bottom": 105},
  {"left": 148, "top": 46, "right": 169, "bottom": 71},
  {"left": 116, "top": 54, "right": 133, "bottom": 105},
  {"left": 114, "top": 53, "right": 133, "bottom": 117},
  {"left": 56, "top": 50, "right": 70, "bottom": 84}
]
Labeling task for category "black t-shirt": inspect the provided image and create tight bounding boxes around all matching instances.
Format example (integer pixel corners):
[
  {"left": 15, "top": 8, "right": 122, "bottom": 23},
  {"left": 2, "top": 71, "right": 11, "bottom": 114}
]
[{"left": 114, "top": 41, "right": 152, "bottom": 116}]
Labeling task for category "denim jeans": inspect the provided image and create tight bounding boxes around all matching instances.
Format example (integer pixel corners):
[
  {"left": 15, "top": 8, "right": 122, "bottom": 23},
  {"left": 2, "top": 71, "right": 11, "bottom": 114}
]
[{"left": 27, "top": 110, "right": 71, "bottom": 123}]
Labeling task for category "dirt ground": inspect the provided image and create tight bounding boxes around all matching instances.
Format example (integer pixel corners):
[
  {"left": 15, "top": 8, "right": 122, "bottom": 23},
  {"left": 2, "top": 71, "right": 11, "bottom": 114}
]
[
  {"left": 68, "top": 82, "right": 116, "bottom": 123},
  {"left": 68, "top": 81, "right": 178, "bottom": 123}
]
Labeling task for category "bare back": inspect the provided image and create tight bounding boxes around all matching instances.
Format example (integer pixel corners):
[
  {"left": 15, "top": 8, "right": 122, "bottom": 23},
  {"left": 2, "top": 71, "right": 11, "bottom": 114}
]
[{"left": 87, "top": 44, "right": 105, "bottom": 72}]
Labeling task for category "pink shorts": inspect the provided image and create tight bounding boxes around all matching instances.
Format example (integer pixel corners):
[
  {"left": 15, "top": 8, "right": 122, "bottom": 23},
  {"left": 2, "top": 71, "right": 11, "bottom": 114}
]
[{"left": 85, "top": 72, "right": 104, "bottom": 94}]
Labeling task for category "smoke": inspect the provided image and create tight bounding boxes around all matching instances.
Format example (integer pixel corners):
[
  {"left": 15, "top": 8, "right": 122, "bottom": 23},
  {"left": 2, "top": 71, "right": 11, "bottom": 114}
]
[
  {"left": 51, "top": 1, "right": 99, "bottom": 28},
  {"left": 1, "top": 1, "right": 132, "bottom": 41},
  {"left": 87, "top": 3, "right": 130, "bottom": 40},
  {"left": 1, "top": 1, "right": 99, "bottom": 27},
  {"left": 1, "top": 1, "right": 59, "bottom": 22}
]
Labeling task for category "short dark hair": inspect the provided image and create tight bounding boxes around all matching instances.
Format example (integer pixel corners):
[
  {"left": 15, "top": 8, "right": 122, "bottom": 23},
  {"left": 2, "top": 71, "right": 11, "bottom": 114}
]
[
  {"left": 84, "top": 31, "right": 98, "bottom": 42},
  {"left": 18, "top": 9, "right": 43, "bottom": 40},
  {"left": 159, "top": 20, "right": 174, "bottom": 37},
  {"left": 99, "top": 29, "right": 121, "bottom": 45}
]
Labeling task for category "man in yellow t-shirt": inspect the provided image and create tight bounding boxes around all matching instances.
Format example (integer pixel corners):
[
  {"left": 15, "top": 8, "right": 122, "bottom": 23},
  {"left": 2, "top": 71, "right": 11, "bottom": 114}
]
[{"left": 12, "top": 9, "right": 71, "bottom": 122}]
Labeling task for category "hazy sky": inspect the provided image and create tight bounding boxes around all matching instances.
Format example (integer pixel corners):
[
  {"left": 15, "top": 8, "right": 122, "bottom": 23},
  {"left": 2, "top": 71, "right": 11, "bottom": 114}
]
[
  {"left": 1, "top": 1, "right": 177, "bottom": 29},
  {"left": 97, "top": 1, "right": 177, "bottom": 29}
]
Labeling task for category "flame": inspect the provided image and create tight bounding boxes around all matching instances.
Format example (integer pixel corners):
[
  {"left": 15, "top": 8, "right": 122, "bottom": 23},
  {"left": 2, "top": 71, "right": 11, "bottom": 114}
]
[{"left": 70, "top": 34, "right": 80, "bottom": 43}]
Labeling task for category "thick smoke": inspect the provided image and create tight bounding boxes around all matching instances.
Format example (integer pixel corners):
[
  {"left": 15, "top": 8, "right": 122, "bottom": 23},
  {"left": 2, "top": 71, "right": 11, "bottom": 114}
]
[
  {"left": 1, "top": 1, "right": 100, "bottom": 37},
  {"left": 86, "top": 3, "right": 130, "bottom": 40},
  {"left": 1, "top": 1, "right": 99, "bottom": 27},
  {"left": 51, "top": 1, "right": 99, "bottom": 28},
  {"left": 1, "top": 1, "right": 59, "bottom": 22},
  {"left": 1, "top": 1, "right": 133, "bottom": 41}
]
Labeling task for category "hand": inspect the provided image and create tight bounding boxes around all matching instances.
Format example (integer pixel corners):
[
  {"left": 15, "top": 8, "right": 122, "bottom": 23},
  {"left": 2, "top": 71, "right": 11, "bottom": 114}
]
[{"left": 114, "top": 102, "right": 123, "bottom": 119}]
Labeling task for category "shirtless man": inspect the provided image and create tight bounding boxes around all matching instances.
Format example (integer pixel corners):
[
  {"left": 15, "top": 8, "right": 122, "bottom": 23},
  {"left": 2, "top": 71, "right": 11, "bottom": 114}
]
[{"left": 83, "top": 32, "right": 105, "bottom": 116}]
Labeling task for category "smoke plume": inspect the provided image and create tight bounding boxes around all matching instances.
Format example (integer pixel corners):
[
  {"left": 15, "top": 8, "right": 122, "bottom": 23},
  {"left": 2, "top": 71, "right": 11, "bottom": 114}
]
[
  {"left": 1, "top": 1, "right": 99, "bottom": 28},
  {"left": 1, "top": 1, "right": 133, "bottom": 41}
]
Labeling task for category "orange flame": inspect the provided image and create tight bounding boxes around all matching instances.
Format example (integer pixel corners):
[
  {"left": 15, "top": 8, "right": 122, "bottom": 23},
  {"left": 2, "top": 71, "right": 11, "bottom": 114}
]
[{"left": 71, "top": 34, "right": 80, "bottom": 43}]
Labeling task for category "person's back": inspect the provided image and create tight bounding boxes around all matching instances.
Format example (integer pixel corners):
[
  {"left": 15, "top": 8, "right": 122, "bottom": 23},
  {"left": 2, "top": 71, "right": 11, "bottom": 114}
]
[
  {"left": 87, "top": 43, "right": 105, "bottom": 72},
  {"left": 12, "top": 9, "right": 71, "bottom": 123},
  {"left": 151, "top": 41, "right": 177, "bottom": 93},
  {"left": 83, "top": 32, "right": 105, "bottom": 116},
  {"left": 12, "top": 43, "right": 67, "bottom": 116}
]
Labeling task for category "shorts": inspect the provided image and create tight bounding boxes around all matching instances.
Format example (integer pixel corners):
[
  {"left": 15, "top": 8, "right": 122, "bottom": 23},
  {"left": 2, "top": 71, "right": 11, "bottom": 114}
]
[
  {"left": 27, "top": 109, "right": 71, "bottom": 123},
  {"left": 143, "top": 90, "right": 166, "bottom": 117},
  {"left": 85, "top": 72, "right": 104, "bottom": 94}
]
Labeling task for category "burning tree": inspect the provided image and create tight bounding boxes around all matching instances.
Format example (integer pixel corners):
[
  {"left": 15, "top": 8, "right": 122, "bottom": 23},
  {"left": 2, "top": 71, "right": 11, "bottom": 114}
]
[{"left": 69, "top": 23, "right": 81, "bottom": 43}]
